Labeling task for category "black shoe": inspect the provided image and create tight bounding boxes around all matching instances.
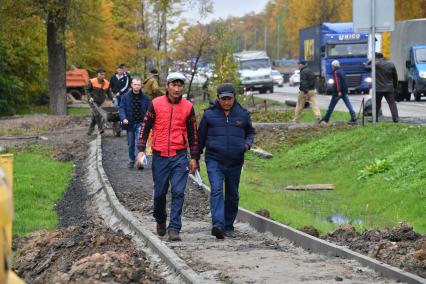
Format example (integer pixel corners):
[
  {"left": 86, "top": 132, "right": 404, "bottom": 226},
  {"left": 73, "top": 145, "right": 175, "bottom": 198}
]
[
  {"left": 99, "top": 129, "right": 105, "bottom": 135},
  {"left": 348, "top": 118, "right": 357, "bottom": 124},
  {"left": 128, "top": 161, "right": 135, "bottom": 169},
  {"left": 168, "top": 229, "right": 181, "bottom": 241},
  {"left": 211, "top": 226, "right": 225, "bottom": 239},
  {"left": 156, "top": 223, "right": 166, "bottom": 236},
  {"left": 224, "top": 230, "right": 236, "bottom": 238},
  {"left": 87, "top": 130, "right": 94, "bottom": 136}
]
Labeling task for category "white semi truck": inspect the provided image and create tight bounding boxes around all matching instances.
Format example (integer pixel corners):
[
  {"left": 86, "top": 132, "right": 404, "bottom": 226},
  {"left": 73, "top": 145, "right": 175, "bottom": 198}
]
[{"left": 233, "top": 50, "right": 274, "bottom": 94}]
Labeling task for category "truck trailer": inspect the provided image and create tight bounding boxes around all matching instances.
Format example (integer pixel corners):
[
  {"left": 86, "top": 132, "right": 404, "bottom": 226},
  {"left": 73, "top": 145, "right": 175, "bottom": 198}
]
[
  {"left": 233, "top": 50, "right": 274, "bottom": 94},
  {"left": 299, "top": 22, "right": 371, "bottom": 94},
  {"left": 390, "top": 19, "right": 426, "bottom": 101}
]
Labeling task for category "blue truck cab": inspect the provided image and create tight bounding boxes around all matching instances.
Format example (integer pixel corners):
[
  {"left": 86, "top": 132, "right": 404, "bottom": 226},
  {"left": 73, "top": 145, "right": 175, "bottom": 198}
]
[
  {"left": 406, "top": 45, "right": 426, "bottom": 101},
  {"left": 300, "top": 22, "right": 371, "bottom": 94}
]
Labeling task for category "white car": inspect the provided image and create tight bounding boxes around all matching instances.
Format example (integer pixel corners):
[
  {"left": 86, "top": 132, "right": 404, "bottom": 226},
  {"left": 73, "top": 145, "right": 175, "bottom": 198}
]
[
  {"left": 271, "top": 70, "right": 284, "bottom": 87},
  {"left": 289, "top": 70, "right": 300, "bottom": 86}
]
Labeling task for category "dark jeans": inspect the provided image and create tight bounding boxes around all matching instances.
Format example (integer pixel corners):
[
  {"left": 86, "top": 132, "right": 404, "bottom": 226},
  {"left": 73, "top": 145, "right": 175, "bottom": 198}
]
[
  {"left": 323, "top": 93, "right": 356, "bottom": 122},
  {"left": 152, "top": 152, "right": 188, "bottom": 232},
  {"left": 376, "top": 91, "right": 399, "bottom": 122},
  {"left": 206, "top": 159, "right": 242, "bottom": 232},
  {"left": 126, "top": 123, "right": 141, "bottom": 163}
]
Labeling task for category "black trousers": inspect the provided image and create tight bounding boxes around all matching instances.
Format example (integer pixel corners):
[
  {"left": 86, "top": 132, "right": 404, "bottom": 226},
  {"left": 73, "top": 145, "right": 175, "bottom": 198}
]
[{"left": 376, "top": 91, "right": 399, "bottom": 122}]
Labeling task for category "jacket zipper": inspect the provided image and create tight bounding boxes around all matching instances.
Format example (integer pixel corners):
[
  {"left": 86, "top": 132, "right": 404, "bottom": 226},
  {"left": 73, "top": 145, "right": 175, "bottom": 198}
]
[
  {"left": 226, "top": 115, "right": 229, "bottom": 158},
  {"left": 168, "top": 103, "right": 174, "bottom": 157}
]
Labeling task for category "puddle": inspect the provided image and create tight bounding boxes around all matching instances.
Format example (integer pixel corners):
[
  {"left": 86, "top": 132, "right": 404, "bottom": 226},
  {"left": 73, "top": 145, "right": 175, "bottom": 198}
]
[{"left": 327, "top": 213, "right": 364, "bottom": 225}]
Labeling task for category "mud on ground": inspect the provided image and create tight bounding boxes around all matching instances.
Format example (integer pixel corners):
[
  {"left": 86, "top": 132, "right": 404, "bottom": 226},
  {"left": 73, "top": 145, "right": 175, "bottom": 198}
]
[
  {"left": 324, "top": 223, "right": 426, "bottom": 278},
  {"left": 1, "top": 114, "right": 166, "bottom": 283}
]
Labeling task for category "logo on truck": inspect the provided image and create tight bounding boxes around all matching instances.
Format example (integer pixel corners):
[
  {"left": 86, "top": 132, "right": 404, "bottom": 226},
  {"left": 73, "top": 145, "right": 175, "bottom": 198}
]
[
  {"left": 338, "top": 34, "right": 361, "bottom": 40},
  {"left": 304, "top": 39, "right": 315, "bottom": 61}
]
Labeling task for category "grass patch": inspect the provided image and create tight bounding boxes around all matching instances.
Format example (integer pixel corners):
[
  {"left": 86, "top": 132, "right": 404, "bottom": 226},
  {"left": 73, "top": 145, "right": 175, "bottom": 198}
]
[
  {"left": 12, "top": 145, "right": 73, "bottom": 236},
  {"left": 68, "top": 107, "right": 91, "bottom": 116},
  {"left": 200, "top": 123, "right": 426, "bottom": 234}
]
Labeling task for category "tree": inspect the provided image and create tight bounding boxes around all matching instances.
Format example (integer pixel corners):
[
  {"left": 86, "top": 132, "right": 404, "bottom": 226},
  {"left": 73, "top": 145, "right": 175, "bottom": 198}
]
[{"left": 174, "top": 24, "right": 214, "bottom": 99}]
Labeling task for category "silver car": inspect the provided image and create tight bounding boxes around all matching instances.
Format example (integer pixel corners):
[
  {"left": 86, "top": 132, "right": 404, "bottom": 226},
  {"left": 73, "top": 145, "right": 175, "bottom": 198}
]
[{"left": 271, "top": 70, "right": 283, "bottom": 87}]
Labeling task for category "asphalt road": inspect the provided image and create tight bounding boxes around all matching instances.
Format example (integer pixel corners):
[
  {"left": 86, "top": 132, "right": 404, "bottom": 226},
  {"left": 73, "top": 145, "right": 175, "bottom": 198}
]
[{"left": 256, "top": 85, "right": 426, "bottom": 119}]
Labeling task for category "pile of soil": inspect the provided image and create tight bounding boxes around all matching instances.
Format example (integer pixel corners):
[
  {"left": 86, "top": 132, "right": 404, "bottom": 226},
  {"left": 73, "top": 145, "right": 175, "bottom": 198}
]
[
  {"left": 14, "top": 218, "right": 165, "bottom": 284},
  {"left": 324, "top": 223, "right": 426, "bottom": 278}
]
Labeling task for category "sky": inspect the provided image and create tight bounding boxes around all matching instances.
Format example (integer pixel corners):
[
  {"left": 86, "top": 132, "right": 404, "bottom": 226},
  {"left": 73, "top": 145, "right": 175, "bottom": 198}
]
[{"left": 181, "top": 0, "right": 270, "bottom": 24}]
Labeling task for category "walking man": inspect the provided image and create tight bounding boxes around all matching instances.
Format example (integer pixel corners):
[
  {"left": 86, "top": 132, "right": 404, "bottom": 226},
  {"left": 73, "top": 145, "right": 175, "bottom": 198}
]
[
  {"left": 365, "top": 53, "right": 399, "bottom": 122},
  {"left": 143, "top": 69, "right": 165, "bottom": 100},
  {"left": 321, "top": 60, "right": 357, "bottom": 124},
  {"left": 136, "top": 72, "right": 199, "bottom": 241},
  {"left": 198, "top": 83, "right": 255, "bottom": 239},
  {"left": 86, "top": 67, "right": 111, "bottom": 135},
  {"left": 119, "top": 78, "right": 150, "bottom": 169},
  {"left": 109, "top": 63, "right": 132, "bottom": 107},
  {"left": 293, "top": 60, "right": 322, "bottom": 123}
]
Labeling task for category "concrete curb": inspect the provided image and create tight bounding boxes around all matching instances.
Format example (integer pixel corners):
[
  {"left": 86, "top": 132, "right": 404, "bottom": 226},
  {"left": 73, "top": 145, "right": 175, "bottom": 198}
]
[
  {"left": 95, "top": 136, "right": 207, "bottom": 284},
  {"left": 189, "top": 175, "right": 425, "bottom": 284}
]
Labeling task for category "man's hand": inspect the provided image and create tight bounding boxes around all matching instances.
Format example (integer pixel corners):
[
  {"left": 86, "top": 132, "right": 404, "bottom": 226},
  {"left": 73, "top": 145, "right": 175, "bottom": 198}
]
[
  {"left": 338, "top": 92, "right": 342, "bottom": 97},
  {"left": 189, "top": 159, "right": 198, "bottom": 174},
  {"left": 244, "top": 144, "right": 250, "bottom": 152},
  {"left": 136, "top": 152, "right": 145, "bottom": 163},
  {"left": 89, "top": 97, "right": 94, "bottom": 103},
  {"left": 122, "top": 119, "right": 129, "bottom": 125}
]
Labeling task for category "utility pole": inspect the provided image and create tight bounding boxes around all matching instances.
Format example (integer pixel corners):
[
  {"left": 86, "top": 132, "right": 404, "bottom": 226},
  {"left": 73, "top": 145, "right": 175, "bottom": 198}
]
[
  {"left": 254, "top": 27, "right": 257, "bottom": 50},
  {"left": 264, "top": 21, "right": 267, "bottom": 51},
  {"left": 371, "top": 0, "right": 377, "bottom": 127},
  {"left": 276, "top": 19, "right": 280, "bottom": 59}
]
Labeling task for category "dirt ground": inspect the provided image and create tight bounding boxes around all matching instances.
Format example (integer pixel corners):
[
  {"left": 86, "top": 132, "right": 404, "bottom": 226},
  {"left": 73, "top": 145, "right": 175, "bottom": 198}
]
[
  {"left": 1, "top": 113, "right": 166, "bottom": 283},
  {"left": 2, "top": 113, "right": 425, "bottom": 282}
]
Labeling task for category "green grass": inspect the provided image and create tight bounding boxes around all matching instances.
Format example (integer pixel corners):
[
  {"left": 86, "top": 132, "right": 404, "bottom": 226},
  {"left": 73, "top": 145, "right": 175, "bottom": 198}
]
[
  {"left": 12, "top": 145, "right": 73, "bottom": 236},
  {"left": 200, "top": 123, "right": 426, "bottom": 234},
  {"left": 68, "top": 107, "right": 91, "bottom": 116}
]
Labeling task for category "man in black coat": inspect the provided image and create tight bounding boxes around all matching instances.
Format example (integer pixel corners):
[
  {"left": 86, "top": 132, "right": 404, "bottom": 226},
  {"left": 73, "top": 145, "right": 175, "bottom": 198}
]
[
  {"left": 110, "top": 63, "right": 132, "bottom": 107},
  {"left": 198, "top": 83, "right": 255, "bottom": 239},
  {"left": 365, "top": 53, "right": 399, "bottom": 122},
  {"left": 293, "top": 60, "right": 322, "bottom": 123}
]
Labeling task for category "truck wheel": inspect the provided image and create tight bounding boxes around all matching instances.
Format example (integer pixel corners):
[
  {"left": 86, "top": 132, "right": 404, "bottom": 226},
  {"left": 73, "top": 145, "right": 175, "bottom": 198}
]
[
  {"left": 269, "top": 86, "right": 274, "bottom": 93},
  {"left": 69, "top": 89, "right": 82, "bottom": 100},
  {"left": 259, "top": 88, "right": 267, "bottom": 94},
  {"left": 414, "top": 92, "right": 421, "bottom": 101}
]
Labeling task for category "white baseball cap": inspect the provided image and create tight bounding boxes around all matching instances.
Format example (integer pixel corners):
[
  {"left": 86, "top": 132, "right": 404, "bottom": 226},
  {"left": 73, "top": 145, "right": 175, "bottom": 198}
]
[
  {"left": 331, "top": 60, "right": 340, "bottom": 67},
  {"left": 166, "top": 72, "right": 186, "bottom": 83}
]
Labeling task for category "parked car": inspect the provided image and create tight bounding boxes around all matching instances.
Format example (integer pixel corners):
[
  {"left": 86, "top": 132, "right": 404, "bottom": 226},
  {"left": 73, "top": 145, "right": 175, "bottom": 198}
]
[
  {"left": 289, "top": 70, "right": 300, "bottom": 86},
  {"left": 271, "top": 70, "right": 284, "bottom": 87}
]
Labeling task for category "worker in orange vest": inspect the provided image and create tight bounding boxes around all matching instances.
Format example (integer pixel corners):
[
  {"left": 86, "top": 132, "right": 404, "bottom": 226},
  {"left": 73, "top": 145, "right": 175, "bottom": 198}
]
[{"left": 86, "top": 67, "right": 111, "bottom": 135}]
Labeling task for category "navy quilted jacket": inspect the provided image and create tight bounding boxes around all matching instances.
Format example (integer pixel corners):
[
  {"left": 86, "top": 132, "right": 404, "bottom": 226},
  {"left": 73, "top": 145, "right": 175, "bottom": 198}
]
[{"left": 198, "top": 100, "right": 255, "bottom": 165}]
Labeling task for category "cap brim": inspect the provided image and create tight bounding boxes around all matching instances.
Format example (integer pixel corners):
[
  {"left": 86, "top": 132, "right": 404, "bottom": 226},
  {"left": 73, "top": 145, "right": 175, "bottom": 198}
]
[
  {"left": 168, "top": 79, "right": 185, "bottom": 84},
  {"left": 218, "top": 92, "right": 235, "bottom": 98}
]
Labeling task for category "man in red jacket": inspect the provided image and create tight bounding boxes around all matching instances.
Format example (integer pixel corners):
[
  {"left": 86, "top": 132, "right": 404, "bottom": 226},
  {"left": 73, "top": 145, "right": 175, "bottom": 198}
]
[{"left": 137, "top": 72, "right": 199, "bottom": 241}]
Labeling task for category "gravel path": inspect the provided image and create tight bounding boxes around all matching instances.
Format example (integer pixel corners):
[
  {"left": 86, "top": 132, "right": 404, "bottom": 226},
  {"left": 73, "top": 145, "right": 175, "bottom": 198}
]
[{"left": 102, "top": 135, "right": 395, "bottom": 283}]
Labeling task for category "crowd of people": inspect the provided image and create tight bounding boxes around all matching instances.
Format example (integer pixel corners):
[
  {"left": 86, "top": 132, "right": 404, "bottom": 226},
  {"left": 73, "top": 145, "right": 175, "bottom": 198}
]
[
  {"left": 84, "top": 54, "right": 398, "bottom": 242},
  {"left": 85, "top": 65, "right": 255, "bottom": 241}
]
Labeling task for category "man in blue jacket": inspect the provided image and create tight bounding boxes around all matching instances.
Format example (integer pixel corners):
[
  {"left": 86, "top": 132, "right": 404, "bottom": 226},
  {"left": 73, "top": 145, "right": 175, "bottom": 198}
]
[
  {"left": 119, "top": 78, "right": 150, "bottom": 169},
  {"left": 198, "top": 83, "right": 255, "bottom": 239},
  {"left": 321, "top": 60, "right": 356, "bottom": 124}
]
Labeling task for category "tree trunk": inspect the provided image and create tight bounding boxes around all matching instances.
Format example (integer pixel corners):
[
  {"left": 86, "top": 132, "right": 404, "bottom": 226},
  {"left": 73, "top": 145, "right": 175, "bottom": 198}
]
[{"left": 47, "top": 1, "right": 68, "bottom": 115}]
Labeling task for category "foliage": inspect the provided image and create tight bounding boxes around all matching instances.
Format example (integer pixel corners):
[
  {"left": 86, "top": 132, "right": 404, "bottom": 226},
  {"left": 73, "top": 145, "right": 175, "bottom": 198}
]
[
  {"left": 358, "top": 159, "right": 390, "bottom": 180},
  {"left": 12, "top": 145, "right": 74, "bottom": 236}
]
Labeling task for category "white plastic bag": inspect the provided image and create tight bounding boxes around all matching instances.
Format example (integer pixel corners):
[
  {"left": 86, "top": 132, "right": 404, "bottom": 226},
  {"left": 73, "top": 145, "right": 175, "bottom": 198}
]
[{"left": 194, "top": 170, "right": 203, "bottom": 187}]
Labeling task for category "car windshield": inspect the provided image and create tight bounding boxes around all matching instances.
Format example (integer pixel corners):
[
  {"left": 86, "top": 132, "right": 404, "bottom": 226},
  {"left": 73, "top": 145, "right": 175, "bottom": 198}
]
[
  {"left": 240, "top": 59, "right": 270, "bottom": 70},
  {"left": 327, "top": 43, "right": 368, "bottom": 57},
  {"left": 415, "top": 48, "right": 426, "bottom": 63}
]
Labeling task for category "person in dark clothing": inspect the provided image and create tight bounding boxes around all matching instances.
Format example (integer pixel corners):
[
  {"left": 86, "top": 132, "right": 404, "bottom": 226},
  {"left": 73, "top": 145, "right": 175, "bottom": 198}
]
[
  {"left": 110, "top": 63, "right": 132, "bottom": 107},
  {"left": 136, "top": 72, "right": 199, "bottom": 242},
  {"left": 119, "top": 78, "right": 150, "bottom": 169},
  {"left": 86, "top": 67, "right": 111, "bottom": 135},
  {"left": 365, "top": 53, "right": 399, "bottom": 122},
  {"left": 293, "top": 60, "right": 322, "bottom": 123},
  {"left": 321, "top": 60, "right": 356, "bottom": 124},
  {"left": 198, "top": 83, "right": 255, "bottom": 239}
]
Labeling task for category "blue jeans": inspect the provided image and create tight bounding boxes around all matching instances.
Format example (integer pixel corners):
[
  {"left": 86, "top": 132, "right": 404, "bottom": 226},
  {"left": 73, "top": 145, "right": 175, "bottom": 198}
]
[
  {"left": 206, "top": 159, "right": 242, "bottom": 231},
  {"left": 323, "top": 93, "right": 356, "bottom": 122},
  {"left": 126, "top": 123, "right": 141, "bottom": 162},
  {"left": 152, "top": 152, "right": 189, "bottom": 231}
]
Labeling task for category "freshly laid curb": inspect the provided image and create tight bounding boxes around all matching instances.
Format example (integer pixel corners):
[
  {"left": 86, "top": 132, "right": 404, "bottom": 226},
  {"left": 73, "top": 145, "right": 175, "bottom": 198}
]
[
  {"left": 189, "top": 175, "right": 425, "bottom": 284},
  {"left": 94, "top": 135, "right": 208, "bottom": 284}
]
